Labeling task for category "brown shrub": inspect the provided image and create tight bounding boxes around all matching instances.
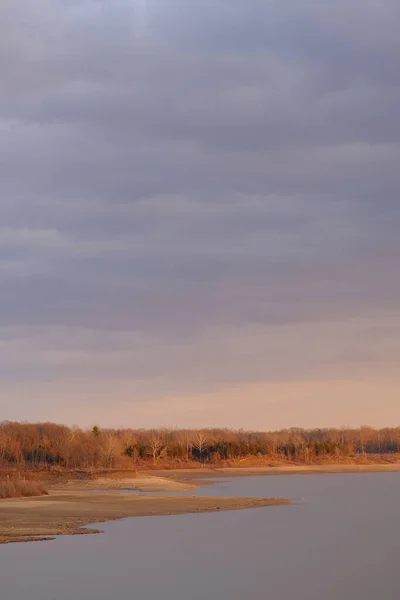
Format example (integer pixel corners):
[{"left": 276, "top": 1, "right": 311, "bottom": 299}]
[{"left": 0, "top": 480, "right": 48, "bottom": 499}]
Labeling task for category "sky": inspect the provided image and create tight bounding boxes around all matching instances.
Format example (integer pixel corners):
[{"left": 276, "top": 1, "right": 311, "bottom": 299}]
[{"left": 1, "top": 0, "right": 400, "bottom": 430}]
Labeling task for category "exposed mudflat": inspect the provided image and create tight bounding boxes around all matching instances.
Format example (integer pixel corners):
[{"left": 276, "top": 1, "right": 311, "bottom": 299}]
[
  {"left": 152, "top": 463, "right": 400, "bottom": 480},
  {"left": 0, "top": 490, "right": 289, "bottom": 544}
]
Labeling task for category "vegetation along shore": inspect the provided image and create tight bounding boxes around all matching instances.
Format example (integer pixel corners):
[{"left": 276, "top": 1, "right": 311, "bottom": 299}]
[{"left": 2, "top": 421, "right": 400, "bottom": 470}]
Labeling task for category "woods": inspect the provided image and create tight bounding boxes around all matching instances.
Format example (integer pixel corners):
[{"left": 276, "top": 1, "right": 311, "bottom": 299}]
[{"left": 1, "top": 421, "right": 400, "bottom": 470}]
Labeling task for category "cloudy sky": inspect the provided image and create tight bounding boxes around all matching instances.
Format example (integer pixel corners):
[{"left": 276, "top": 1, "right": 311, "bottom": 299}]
[{"left": 1, "top": 0, "right": 400, "bottom": 429}]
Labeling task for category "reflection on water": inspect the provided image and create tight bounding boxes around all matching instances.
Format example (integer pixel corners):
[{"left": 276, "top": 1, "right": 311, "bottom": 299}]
[{"left": 1, "top": 472, "right": 400, "bottom": 600}]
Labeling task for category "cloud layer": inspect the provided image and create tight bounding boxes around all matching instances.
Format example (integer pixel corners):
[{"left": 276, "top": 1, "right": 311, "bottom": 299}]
[{"left": 1, "top": 0, "right": 400, "bottom": 427}]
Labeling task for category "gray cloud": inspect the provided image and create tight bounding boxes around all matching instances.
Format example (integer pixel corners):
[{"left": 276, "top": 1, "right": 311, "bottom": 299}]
[{"left": 1, "top": 0, "right": 400, "bottom": 425}]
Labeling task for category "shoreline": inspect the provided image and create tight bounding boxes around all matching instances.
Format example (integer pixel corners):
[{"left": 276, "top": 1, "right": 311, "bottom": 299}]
[
  {"left": 2, "top": 463, "right": 399, "bottom": 545},
  {"left": 0, "top": 490, "right": 290, "bottom": 545},
  {"left": 152, "top": 463, "right": 400, "bottom": 480}
]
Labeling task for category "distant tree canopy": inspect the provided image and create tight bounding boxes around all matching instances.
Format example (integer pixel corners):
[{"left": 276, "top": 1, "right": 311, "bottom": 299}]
[{"left": 0, "top": 421, "right": 399, "bottom": 470}]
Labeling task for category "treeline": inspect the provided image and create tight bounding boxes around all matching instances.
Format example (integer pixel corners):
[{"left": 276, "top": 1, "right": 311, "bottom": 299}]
[{"left": 1, "top": 421, "right": 400, "bottom": 470}]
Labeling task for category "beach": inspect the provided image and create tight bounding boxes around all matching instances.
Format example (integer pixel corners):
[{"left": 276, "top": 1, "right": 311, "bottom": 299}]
[
  {"left": 0, "top": 473, "right": 289, "bottom": 544},
  {"left": 153, "top": 462, "right": 400, "bottom": 480}
]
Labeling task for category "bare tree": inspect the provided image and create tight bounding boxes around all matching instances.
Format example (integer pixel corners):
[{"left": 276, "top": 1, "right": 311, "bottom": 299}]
[
  {"left": 148, "top": 435, "right": 167, "bottom": 465},
  {"left": 193, "top": 432, "right": 209, "bottom": 463},
  {"left": 176, "top": 429, "right": 193, "bottom": 461}
]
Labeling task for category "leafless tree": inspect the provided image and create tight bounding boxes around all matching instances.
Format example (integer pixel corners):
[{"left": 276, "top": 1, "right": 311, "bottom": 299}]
[
  {"left": 148, "top": 435, "right": 167, "bottom": 465},
  {"left": 193, "top": 432, "right": 208, "bottom": 463}
]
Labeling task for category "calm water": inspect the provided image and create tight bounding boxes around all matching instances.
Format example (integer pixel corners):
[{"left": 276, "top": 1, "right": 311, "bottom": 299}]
[{"left": 1, "top": 472, "right": 400, "bottom": 599}]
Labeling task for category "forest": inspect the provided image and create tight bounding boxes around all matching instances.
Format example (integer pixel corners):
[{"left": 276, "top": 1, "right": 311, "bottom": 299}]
[{"left": 1, "top": 421, "right": 400, "bottom": 470}]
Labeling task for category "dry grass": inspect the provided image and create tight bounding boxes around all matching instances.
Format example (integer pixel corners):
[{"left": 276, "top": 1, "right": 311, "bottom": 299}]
[{"left": 0, "top": 480, "right": 48, "bottom": 499}]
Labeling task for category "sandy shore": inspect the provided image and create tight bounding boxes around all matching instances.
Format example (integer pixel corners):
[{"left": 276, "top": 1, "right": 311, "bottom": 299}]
[
  {"left": 0, "top": 491, "right": 289, "bottom": 545},
  {"left": 49, "top": 474, "right": 197, "bottom": 493},
  {"left": 152, "top": 463, "right": 400, "bottom": 480}
]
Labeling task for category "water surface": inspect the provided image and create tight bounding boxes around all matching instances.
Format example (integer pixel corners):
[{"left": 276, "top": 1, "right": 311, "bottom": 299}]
[{"left": 1, "top": 472, "right": 400, "bottom": 599}]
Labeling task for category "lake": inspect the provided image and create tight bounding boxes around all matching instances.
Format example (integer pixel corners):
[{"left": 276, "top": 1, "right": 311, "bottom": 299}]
[{"left": 1, "top": 472, "right": 400, "bottom": 599}]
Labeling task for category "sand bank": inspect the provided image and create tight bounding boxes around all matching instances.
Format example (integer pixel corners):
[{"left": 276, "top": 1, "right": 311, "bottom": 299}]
[
  {"left": 153, "top": 463, "right": 400, "bottom": 480},
  {"left": 0, "top": 491, "right": 289, "bottom": 544},
  {"left": 50, "top": 474, "right": 196, "bottom": 492}
]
